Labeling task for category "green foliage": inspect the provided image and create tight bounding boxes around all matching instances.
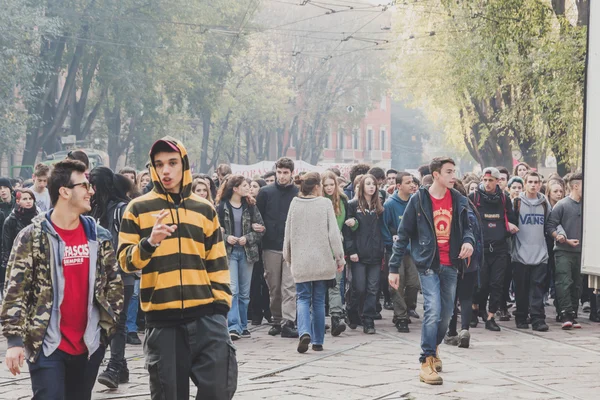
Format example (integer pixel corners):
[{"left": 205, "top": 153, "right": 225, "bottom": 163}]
[{"left": 388, "top": 0, "right": 586, "bottom": 171}]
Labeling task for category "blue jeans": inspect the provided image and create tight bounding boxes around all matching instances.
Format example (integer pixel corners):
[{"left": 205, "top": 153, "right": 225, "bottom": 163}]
[
  {"left": 227, "top": 247, "right": 253, "bottom": 334},
  {"left": 126, "top": 279, "right": 140, "bottom": 333},
  {"left": 419, "top": 265, "right": 458, "bottom": 363},
  {"left": 296, "top": 280, "right": 327, "bottom": 345},
  {"left": 28, "top": 346, "right": 104, "bottom": 400}
]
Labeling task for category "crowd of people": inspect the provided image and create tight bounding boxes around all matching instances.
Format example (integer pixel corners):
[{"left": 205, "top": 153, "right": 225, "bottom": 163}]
[{"left": 0, "top": 136, "right": 593, "bottom": 398}]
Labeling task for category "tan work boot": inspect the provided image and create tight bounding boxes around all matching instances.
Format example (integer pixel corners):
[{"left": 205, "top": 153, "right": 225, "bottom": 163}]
[
  {"left": 419, "top": 356, "right": 443, "bottom": 385},
  {"left": 434, "top": 346, "right": 442, "bottom": 372}
]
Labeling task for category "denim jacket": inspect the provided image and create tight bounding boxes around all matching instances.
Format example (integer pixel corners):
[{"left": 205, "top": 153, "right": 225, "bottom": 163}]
[{"left": 389, "top": 187, "right": 475, "bottom": 274}]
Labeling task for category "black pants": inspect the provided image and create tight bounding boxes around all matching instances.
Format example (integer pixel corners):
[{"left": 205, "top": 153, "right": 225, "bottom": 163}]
[
  {"left": 145, "top": 314, "right": 238, "bottom": 400},
  {"left": 501, "top": 257, "right": 513, "bottom": 311},
  {"left": 348, "top": 262, "right": 380, "bottom": 321},
  {"left": 378, "top": 257, "right": 391, "bottom": 304},
  {"left": 28, "top": 346, "right": 104, "bottom": 400},
  {"left": 108, "top": 284, "right": 133, "bottom": 370},
  {"left": 582, "top": 275, "right": 598, "bottom": 315},
  {"left": 248, "top": 259, "right": 271, "bottom": 321},
  {"left": 449, "top": 272, "right": 477, "bottom": 335},
  {"left": 513, "top": 262, "right": 547, "bottom": 323},
  {"left": 478, "top": 252, "right": 508, "bottom": 315}
]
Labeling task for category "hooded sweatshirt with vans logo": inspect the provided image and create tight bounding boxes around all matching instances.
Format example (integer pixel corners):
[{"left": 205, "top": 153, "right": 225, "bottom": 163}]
[
  {"left": 511, "top": 192, "right": 551, "bottom": 265},
  {"left": 118, "top": 137, "right": 231, "bottom": 328}
]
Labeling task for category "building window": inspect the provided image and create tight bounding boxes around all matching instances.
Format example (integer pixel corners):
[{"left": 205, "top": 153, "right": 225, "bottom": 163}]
[
  {"left": 367, "top": 128, "right": 373, "bottom": 151},
  {"left": 380, "top": 95, "right": 387, "bottom": 111},
  {"left": 325, "top": 127, "right": 331, "bottom": 149},
  {"left": 337, "top": 127, "right": 344, "bottom": 150},
  {"left": 353, "top": 128, "right": 359, "bottom": 150},
  {"left": 380, "top": 127, "right": 386, "bottom": 151}
]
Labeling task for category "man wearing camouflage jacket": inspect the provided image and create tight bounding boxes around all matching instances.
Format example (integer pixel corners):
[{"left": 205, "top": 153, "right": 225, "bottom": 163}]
[{"left": 0, "top": 160, "right": 123, "bottom": 400}]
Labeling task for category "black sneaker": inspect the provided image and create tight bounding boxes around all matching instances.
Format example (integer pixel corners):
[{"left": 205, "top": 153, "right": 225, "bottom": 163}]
[
  {"left": 458, "top": 329, "right": 470, "bottom": 348},
  {"left": 590, "top": 313, "right": 600, "bottom": 322},
  {"left": 532, "top": 321, "right": 549, "bottom": 332},
  {"left": 98, "top": 365, "right": 120, "bottom": 389},
  {"left": 443, "top": 334, "right": 459, "bottom": 346},
  {"left": 346, "top": 313, "right": 360, "bottom": 330},
  {"left": 251, "top": 318, "right": 262, "bottom": 326},
  {"left": 516, "top": 320, "right": 529, "bottom": 329},
  {"left": 331, "top": 316, "right": 347, "bottom": 337},
  {"left": 119, "top": 365, "right": 129, "bottom": 384},
  {"left": 268, "top": 325, "right": 282, "bottom": 336},
  {"left": 395, "top": 318, "right": 409, "bottom": 333},
  {"left": 383, "top": 301, "right": 394, "bottom": 311},
  {"left": 241, "top": 329, "right": 251, "bottom": 338},
  {"left": 312, "top": 344, "right": 323, "bottom": 351},
  {"left": 363, "top": 319, "right": 376, "bottom": 334},
  {"left": 229, "top": 331, "right": 240, "bottom": 341},
  {"left": 127, "top": 332, "right": 142, "bottom": 345},
  {"left": 297, "top": 333, "right": 311, "bottom": 353},
  {"left": 374, "top": 312, "right": 383, "bottom": 320},
  {"left": 485, "top": 317, "right": 501, "bottom": 332},
  {"left": 281, "top": 323, "right": 299, "bottom": 338},
  {"left": 470, "top": 309, "right": 479, "bottom": 328},
  {"left": 408, "top": 310, "right": 420, "bottom": 319},
  {"left": 499, "top": 310, "right": 511, "bottom": 322}
]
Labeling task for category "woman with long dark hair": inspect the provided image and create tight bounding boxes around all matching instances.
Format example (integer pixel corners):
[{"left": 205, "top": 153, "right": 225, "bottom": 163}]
[
  {"left": 345, "top": 174, "right": 385, "bottom": 334},
  {"left": 216, "top": 175, "right": 265, "bottom": 340},
  {"left": 321, "top": 171, "right": 353, "bottom": 336},
  {"left": 89, "top": 167, "right": 135, "bottom": 389},
  {"left": 248, "top": 178, "right": 271, "bottom": 325},
  {"left": 1, "top": 189, "right": 39, "bottom": 291},
  {"left": 284, "top": 172, "right": 345, "bottom": 352}
]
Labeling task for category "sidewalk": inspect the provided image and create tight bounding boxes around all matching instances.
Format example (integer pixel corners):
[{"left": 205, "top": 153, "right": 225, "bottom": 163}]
[{"left": 1, "top": 303, "right": 599, "bottom": 400}]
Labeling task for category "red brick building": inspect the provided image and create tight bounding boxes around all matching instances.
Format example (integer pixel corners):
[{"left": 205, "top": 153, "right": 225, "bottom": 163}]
[{"left": 283, "top": 95, "right": 392, "bottom": 168}]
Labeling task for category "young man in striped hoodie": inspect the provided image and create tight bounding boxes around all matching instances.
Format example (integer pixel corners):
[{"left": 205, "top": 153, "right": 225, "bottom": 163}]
[{"left": 119, "top": 137, "right": 237, "bottom": 400}]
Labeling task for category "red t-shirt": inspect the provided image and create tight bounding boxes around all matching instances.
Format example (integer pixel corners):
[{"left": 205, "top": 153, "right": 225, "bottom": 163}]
[
  {"left": 53, "top": 222, "right": 90, "bottom": 355},
  {"left": 430, "top": 190, "right": 453, "bottom": 266}
]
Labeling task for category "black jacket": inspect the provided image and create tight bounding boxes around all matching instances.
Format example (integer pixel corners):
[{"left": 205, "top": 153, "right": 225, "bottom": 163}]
[
  {"left": 256, "top": 181, "right": 299, "bottom": 251},
  {"left": 2, "top": 208, "right": 37, "bottom": 272},
  {"left": 389, "top": 187, "right": 475, "bottom": 273},
  {"left": 345, "top": 199, "right": 385, "bottom": 265},
  {"left": 0, "top": 196, "right": 15, "bottom": 221},
  {"left": 469, "top": 186, "right": 517, "bottom": 251}
]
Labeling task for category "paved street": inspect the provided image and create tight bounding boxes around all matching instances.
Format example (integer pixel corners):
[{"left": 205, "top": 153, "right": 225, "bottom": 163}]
[{"left": 1, "top": 302, "right": 599, "bottom": 400}]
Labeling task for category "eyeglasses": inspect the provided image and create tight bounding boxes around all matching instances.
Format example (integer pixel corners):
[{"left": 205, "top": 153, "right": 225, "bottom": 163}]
[{"left": 66, "top": 182, "right": 92, "bottom": 191}]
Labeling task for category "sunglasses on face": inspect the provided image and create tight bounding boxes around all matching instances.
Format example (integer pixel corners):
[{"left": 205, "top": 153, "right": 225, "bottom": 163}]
[{"left": 66, "top": 181, "right": 92, "bottom": 191}]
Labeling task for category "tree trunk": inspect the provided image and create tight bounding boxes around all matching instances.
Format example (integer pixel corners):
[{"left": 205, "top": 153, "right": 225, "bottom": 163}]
[{"left": 200, "top": 110, "right": 212, "bottom": 172}]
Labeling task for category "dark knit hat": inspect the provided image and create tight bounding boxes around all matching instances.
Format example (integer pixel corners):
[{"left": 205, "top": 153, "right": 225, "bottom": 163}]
[{"left": 0, "top": 177, "right": 11, "bottom": 189}]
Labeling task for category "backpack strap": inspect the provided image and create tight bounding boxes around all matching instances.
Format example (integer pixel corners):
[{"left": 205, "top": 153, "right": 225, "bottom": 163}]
[
  {"left": 474, "top": 191, "right": 481, "bottom": 208},
  {"left": 514, "top": 198, "right": 521, "bottom": 226},
  {"left": 501, "top": 192, "right": 510, "bottom": 231}
]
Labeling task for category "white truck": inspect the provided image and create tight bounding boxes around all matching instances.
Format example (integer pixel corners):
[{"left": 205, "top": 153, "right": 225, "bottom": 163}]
[{"left": 582, "top": 1, "right": 600, "bottom": 288}]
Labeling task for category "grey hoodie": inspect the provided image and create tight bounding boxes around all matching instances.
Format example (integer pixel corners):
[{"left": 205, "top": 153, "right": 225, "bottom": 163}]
[{"left": 511, "top": 192, "right": 551, "bottom": 265}]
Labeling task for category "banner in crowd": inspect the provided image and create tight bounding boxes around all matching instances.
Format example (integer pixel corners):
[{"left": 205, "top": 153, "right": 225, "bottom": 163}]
[{"left": 230, "top": 160, "right": 326, "bottom": 178}]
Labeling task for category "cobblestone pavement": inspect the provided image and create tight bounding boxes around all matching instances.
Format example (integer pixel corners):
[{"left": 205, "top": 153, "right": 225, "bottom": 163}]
[{"left": 1, "top": 302, "right": 599, "bottom": 400}]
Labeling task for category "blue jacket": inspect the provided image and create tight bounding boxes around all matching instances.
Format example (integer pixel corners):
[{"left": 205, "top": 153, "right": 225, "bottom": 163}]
[
  {"left": 389, "top": 187, "right": 475, "bottom": 273},
  {"left": 382, "top": 192, "right": 410, "bottom": 249},
  {"left": 343, "top": 182, "right": 355, "bottom": 200}
]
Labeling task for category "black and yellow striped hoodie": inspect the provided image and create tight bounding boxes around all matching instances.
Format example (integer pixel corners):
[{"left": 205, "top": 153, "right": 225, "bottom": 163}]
[{"left": 118, "top": 137, "right": 231, "bottom": 326}]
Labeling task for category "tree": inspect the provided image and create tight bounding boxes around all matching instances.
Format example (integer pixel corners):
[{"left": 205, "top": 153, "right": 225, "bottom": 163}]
[
  {"left": 0, "top": 1, "right": 59, "bottom": 170},
  {"left": 388, "top": 0, "right": 587, "bottom": 172}
]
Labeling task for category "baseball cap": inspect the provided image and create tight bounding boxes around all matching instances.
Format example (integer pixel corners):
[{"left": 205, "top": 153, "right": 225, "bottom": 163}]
[
  {"left": 482, "top": 167, "right": 500, "bottom": 180},
  {"left": 149, "top": 138, "right": 180, "bottom": 161}
]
